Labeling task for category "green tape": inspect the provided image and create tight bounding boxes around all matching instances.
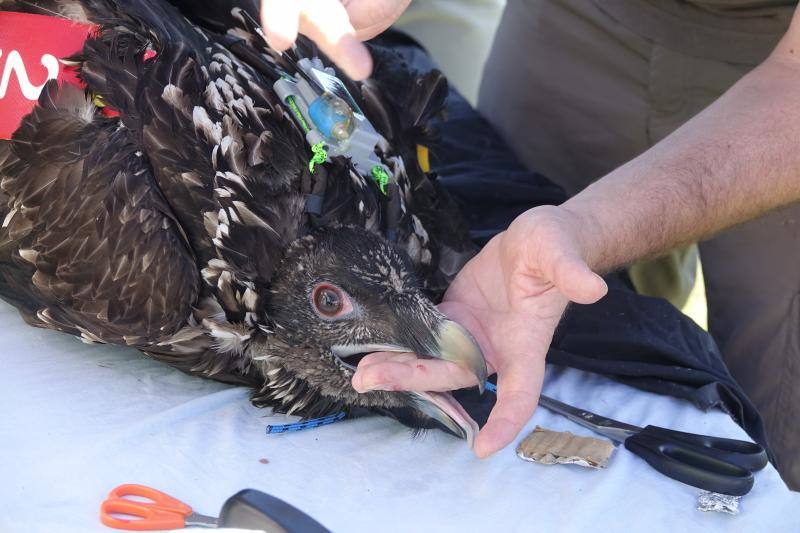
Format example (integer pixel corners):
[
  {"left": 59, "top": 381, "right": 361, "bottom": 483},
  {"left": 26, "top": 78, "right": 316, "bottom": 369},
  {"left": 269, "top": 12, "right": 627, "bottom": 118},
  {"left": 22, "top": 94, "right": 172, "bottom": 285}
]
[
  {"left": 371, "top": 165, "right": 390, "bottom": 195},
  {"left": 286, "top": 95, "right": 310, "bottom": 133},
  {"left": 309, "top": 142, "right": 328, "bottom": 174}
]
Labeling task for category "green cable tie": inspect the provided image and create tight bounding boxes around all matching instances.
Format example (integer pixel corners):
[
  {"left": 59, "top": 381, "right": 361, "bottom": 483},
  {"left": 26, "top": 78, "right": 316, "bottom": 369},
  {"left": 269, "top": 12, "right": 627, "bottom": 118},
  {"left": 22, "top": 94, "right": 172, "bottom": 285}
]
[
  {"left": 309, "top": 142, "right": 328, "bottom": 174},
  {"left": 286, "top": 95, "right": 310, "bottom": 133},
  {"left": 371, "top": 165, "right": 390, "bottom": 195}
]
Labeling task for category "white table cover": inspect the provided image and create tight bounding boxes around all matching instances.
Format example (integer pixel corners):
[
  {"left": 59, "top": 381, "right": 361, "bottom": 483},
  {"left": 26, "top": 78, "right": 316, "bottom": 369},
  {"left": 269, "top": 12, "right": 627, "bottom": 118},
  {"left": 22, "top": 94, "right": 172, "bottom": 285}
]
[{"left": 1, "top": 300, "right": 797, "bottom": 533}]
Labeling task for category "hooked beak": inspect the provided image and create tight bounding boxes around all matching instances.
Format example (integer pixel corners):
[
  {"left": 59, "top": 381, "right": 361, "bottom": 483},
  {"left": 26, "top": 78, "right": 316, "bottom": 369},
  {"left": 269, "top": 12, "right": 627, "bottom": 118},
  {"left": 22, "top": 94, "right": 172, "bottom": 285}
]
[
  {"left": 331, "top": 319, "right": 487, "bottom": 391},
  {"left": 433, "top": 320, "right": 487, "bottom": 393},
  {"left": 332, "top": 318, "right": 487, "bottom": 445},
  {"left": 409, "top": 390, "right": 480, "bottom": 448}
]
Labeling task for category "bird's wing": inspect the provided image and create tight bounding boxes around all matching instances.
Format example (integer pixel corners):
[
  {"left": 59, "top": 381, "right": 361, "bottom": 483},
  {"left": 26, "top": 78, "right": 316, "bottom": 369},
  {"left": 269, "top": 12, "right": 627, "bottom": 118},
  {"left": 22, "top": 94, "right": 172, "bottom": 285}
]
[
  {"left": 0, "top": 0, "right": 271, "bottom": 385},
  {"left": 155, "top": 0, "right": 465, "bottom": 296},
  {"left": 179, "top": 1, "right": 474, "bottom": 295},
  {"left": 358, "top": 45, "right": 478, "bottom": 295},
  {"left": 0, "top": 81, "right": 198, "bottom": 347},
  {"left": 86, "top": 0, "right": 308, "bottom": 326}
]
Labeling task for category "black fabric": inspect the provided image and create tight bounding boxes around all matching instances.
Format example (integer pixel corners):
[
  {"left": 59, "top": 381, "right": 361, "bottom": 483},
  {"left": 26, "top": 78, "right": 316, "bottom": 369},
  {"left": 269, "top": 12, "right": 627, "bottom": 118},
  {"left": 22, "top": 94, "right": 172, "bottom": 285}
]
[{"left": 372, "top": 31, "right": 773, "bottom": 461}]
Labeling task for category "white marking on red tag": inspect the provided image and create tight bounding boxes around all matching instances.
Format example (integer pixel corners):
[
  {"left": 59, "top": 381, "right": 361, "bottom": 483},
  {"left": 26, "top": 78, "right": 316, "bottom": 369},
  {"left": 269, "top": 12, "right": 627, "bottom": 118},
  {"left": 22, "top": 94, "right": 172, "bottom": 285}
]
[{"left": 0, "top": 12, "right": 95, "bottom": 139}]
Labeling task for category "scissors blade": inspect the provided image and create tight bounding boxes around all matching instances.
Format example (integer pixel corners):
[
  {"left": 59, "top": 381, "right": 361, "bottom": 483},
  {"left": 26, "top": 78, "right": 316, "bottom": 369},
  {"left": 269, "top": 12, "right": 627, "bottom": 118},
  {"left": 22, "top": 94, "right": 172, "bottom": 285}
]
[
  {"left": 538, "top": 394, "right": 643, "bottom": 443},
  {"left": 185, "top": 512, "right": 219, "bottom": 528}
]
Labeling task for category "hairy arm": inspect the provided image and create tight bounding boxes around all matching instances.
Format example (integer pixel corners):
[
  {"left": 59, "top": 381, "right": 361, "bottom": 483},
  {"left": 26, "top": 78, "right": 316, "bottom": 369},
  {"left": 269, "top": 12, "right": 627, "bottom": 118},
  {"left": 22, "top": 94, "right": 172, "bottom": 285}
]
[
  {"left": 353, "top": 7, "right": 800, "bottom": 458},
  {"left": 564, "top": 10, "right": 800, "bottom": 272}
]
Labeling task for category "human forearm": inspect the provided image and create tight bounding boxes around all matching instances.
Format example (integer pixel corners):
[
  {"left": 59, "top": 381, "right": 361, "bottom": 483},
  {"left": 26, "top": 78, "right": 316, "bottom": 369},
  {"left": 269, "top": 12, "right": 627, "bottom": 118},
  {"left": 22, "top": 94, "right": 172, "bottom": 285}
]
[{"left": 562, "top": 47, "right": 800, "bottom": 273}]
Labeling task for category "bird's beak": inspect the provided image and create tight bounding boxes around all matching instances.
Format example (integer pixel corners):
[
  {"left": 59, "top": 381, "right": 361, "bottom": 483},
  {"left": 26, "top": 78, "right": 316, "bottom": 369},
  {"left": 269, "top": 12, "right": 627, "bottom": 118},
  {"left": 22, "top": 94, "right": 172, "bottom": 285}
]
[
  {"left": 410, "top": 390, "right": 480, "bottom": 448},
  {"left": 432, "top": 320, "right": 488, "bottom": 394},
  {"left": 331, "top": 318, "right": 487, "bottom": 392},
  {"left": 332, "top": 318, "right": 487, "bottom": 445}
]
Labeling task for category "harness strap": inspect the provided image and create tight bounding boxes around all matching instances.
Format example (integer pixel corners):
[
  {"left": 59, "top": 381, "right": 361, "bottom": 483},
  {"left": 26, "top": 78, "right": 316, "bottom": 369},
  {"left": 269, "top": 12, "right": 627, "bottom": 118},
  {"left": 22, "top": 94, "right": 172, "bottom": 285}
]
[
  {"left": 385, "top": 182, "right": 401, "bottom": 243},
  {"left": 305, "top": 194, "right": 324, "bottom": 216},
  {"left": 301, "top": 152, "right": 329, "bottom": 221}
]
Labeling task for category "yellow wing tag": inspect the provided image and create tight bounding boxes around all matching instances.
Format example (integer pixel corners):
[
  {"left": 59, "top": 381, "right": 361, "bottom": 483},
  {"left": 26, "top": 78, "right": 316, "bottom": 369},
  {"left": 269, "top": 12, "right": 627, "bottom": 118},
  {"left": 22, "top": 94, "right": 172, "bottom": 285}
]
[{"left": 416, "top": 144, "right": 430, "bottom": 173}]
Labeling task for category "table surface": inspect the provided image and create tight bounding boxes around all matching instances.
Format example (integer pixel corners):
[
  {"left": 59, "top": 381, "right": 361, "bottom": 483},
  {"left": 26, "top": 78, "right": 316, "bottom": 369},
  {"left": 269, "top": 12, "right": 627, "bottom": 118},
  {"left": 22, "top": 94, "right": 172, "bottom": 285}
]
[{"left": 0, "top": 300, "right": 797, "bottom": 533}]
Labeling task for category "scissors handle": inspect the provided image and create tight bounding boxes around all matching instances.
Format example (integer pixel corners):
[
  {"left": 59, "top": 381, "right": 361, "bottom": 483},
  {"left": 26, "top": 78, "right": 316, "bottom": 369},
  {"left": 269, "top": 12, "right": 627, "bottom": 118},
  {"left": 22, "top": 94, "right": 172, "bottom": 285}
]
[
  {"left": 100, "top": 484, "right": 193, "bottom": 531},
  {"left": 625, "top": 425, "right": 761, "bottom": 496},
  {"left": 638, "top": 425, "right": 768, "bottom": 471},
  {"left": 100, "top": 499, "right": 187, "bottom": 531}
]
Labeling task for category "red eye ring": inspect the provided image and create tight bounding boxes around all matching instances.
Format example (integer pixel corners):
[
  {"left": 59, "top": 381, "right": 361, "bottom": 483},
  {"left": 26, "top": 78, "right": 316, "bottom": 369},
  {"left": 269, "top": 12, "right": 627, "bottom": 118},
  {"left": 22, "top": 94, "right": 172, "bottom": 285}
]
[{"left": 312, "top": 283, "right": 349, "bottom": 318}]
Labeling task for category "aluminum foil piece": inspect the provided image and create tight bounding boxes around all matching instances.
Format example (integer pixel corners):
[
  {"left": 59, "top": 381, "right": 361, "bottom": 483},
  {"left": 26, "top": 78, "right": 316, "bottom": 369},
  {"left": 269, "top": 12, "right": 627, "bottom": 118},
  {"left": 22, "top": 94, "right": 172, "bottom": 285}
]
[
  {"left": 516, "top": 426, "right": 616, "bottom": 469},
  {"left": 697, "top": 490, "right": 741, "bottom": 515}
]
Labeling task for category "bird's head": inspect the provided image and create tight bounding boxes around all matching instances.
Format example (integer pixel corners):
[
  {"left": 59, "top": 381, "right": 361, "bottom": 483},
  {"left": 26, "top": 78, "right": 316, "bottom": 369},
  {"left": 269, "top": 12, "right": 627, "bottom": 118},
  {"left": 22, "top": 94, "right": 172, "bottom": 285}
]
[{"left": 250, "top": 226, "right": 486, "bottom": 445}]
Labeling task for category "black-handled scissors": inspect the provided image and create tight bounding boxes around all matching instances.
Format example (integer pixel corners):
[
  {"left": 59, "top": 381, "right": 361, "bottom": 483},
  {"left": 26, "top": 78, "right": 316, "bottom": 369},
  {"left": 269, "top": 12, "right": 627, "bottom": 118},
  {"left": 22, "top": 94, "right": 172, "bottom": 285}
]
[{"left": 537, "top": 394, "right": 769, "bottom": 496}]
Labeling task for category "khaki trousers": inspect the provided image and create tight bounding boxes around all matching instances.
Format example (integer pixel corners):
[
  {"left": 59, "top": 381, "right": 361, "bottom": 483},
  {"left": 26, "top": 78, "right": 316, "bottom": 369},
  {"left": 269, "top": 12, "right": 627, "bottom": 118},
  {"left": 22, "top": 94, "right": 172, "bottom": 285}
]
[{"left": 479, "top": 0, "right": 800, "bottom": 489}]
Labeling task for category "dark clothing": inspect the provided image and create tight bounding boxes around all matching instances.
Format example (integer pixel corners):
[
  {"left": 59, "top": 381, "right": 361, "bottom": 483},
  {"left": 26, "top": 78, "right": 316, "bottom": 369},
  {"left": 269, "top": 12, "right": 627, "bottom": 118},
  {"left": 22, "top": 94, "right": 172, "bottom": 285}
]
[
  {"left": 477, "top": 0, "right": 799, "bottom": 489},
  {"left": 373, "top": 32, "right": 774, "bottom": 466}
]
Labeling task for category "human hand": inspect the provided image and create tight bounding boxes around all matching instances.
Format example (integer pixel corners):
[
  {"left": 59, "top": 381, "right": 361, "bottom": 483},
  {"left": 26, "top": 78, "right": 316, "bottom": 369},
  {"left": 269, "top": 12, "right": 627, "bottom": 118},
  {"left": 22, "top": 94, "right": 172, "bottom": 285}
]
[
  {"left": 351, "top": 205, "right": 608, "bottom": 457},
  {"left": 260, "top": 0, "right": 411, "bottom": 80}
]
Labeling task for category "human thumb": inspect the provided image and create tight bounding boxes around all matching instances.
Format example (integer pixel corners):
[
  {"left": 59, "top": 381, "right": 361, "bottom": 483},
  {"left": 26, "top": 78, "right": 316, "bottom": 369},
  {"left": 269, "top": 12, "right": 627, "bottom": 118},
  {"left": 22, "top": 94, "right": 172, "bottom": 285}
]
[{"left": 551, "top": 252, "right": 608, "bottom": 305}]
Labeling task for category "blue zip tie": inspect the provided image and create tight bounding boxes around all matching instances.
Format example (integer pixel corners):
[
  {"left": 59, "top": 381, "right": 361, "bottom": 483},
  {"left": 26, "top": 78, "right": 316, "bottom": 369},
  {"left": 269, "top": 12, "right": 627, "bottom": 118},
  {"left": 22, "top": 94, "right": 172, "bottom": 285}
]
[
  {"left": 485, "top": 381, "right": 497, "bottom": 394},
  {"left": 265, "top": 411, "right": 346, "bottom": 435}
]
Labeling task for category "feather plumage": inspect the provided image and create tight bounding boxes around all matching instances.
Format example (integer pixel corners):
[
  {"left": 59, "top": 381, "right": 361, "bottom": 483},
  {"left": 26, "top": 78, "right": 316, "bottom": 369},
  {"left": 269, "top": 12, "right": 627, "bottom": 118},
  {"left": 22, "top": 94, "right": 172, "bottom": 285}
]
[{"left": 0, "top": 0, "right": 481, "bottom": 437}]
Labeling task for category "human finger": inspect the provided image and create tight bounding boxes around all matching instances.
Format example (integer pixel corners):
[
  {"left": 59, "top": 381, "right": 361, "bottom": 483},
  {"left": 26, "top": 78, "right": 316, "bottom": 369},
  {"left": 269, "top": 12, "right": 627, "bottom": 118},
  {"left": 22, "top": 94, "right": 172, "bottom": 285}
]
[
  {"left": 356, "top": 351, "right": 418, "bottom": 369},
  {"left": 549, "top": 251, "right": 608, "bottom": 304},
  {"left": 296, "top": 0, "right": 373, "bottom": 80},
  {"left": 473, "top": 358, "right": 544, "bottom": 458},
  {"left": 346, "top": 0, "right": 412, "bottom": 41},
  {"left": 352, "top": 356, "right": 478, "bottom": 393},
  {"left": 260, "top": 0, "right": 301, "bottom": 51}
]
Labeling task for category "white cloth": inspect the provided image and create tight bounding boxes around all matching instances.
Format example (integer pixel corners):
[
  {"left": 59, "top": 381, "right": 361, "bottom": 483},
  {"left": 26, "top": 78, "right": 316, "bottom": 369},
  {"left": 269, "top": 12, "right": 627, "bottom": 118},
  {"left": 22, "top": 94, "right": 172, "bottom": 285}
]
[{"left": 0, "top": 299, "right": 797, "bottom": 533}]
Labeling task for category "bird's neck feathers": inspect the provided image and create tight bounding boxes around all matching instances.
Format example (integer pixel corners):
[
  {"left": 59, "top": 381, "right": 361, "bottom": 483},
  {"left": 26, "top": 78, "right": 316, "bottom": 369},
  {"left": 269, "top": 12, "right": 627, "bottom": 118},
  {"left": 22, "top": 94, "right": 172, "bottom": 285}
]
[{"left": 247, "top": 337, "right": 348, "bottom": 418}]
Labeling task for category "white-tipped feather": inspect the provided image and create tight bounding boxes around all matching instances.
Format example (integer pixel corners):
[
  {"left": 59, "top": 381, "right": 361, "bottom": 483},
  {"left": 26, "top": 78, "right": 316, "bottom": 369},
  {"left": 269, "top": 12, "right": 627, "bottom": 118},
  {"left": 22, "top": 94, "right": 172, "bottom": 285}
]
[
  {"left": 192, "top": 106, "right": 222, "bottom": 144},
  {"left": 18, "top": 248, "right": 38, "bottom": 264},
  {"left": 162, "top": 85, "right": 192, "bottom": 119}
]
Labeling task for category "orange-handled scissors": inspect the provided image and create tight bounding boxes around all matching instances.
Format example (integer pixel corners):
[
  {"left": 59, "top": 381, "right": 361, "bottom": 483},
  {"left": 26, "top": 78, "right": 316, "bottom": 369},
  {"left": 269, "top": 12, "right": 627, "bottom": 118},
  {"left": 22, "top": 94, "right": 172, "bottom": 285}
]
[{"left": 100, "top": 484, "right": 218, "bottom": 530}]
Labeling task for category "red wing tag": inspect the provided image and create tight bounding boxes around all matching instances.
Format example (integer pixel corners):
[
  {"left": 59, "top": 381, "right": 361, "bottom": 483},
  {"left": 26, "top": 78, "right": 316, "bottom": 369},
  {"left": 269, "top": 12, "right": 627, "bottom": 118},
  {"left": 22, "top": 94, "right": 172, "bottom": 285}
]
[{"left": 0, "top": 12, "right": 94, "bottom": 139}]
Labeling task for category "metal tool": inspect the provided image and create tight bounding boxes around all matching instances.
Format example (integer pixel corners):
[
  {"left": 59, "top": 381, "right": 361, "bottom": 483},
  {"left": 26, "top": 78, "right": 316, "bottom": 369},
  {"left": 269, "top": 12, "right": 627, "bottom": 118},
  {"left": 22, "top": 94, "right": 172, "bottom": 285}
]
[
  {"left": 537, "top": 394, "right": 769, "bottom": 496},
  {"left": 100, "top": 484, "right": 329, "bottom": 531}
]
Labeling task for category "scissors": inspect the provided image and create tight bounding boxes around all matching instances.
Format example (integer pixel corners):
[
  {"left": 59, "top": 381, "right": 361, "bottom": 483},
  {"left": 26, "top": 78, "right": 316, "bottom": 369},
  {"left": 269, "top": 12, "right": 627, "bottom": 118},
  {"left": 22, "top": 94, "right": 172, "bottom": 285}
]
[
  {"left": 100, "top": 484, "right": 217, "bottom": 530},
  {"left": 100, "top": 484, "right": 331, "bottom": 531},
  {"left": 537, "top": 394, "right": 769, "bottom": 496}
]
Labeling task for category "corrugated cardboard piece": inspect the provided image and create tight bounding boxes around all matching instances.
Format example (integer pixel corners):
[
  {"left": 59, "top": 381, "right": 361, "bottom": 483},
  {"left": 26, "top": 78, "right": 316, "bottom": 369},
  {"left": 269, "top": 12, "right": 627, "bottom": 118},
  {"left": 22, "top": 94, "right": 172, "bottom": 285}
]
[{"left": 517, "top": 426, "right": 616, "bottom": 469}]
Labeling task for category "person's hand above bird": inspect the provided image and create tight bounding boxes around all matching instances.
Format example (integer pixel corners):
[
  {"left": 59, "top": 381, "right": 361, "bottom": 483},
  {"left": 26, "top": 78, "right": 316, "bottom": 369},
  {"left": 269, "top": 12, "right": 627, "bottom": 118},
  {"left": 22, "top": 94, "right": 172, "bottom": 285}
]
[
  {"left": 260, "top": 0, "right": 410, "bottom": 80},
  {"left": 351, "top": 206, "right": 608, "bottom": 457}
]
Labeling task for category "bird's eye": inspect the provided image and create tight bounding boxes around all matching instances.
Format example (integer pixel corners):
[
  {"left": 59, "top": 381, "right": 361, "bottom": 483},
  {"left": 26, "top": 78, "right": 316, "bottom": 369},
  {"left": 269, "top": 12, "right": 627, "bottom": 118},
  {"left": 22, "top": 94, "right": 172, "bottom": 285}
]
[
  {"left": 311, "top": 283, "right": 352, "bottom": 318},
  {"left": 315, "top": 287, "right": 341, "bottom": 315}
]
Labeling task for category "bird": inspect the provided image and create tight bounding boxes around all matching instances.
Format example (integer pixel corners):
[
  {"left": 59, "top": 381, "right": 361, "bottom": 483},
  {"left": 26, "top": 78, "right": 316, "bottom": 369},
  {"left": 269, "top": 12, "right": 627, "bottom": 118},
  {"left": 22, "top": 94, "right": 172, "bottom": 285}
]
[{"left": 0, "top": 0, "right": 487, "bottom": 444}]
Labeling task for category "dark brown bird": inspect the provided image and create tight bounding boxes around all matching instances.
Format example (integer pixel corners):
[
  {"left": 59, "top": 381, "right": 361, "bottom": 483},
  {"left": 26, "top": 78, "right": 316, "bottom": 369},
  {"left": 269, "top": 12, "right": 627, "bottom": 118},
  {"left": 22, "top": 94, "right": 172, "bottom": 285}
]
[{"left": 0, "top": 0, "right": 486, "bottom": 443}]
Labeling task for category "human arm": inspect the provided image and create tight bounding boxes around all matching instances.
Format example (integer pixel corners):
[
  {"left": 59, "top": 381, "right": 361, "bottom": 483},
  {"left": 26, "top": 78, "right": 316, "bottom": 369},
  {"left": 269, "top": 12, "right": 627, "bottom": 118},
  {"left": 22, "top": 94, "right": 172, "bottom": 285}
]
[
  {"left": 564, "top": 20, "right": 800, "bottom": 271},
  {"left": 352, "top": 8, "right": 800, "bottom": 457}
]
